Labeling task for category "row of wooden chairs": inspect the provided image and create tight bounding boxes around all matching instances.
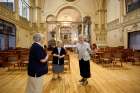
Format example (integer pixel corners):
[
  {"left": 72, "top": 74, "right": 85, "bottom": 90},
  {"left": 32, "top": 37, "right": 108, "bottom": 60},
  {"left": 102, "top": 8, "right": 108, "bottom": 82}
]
[
  {"left": 93, "top": 48, "right": 140, "bottom": 67},
  {"left": 0, "top": 49, "right": 29, "bottom": 70},
  {"left": 0, "top": 49, "right": 71, "bottom": 72}
]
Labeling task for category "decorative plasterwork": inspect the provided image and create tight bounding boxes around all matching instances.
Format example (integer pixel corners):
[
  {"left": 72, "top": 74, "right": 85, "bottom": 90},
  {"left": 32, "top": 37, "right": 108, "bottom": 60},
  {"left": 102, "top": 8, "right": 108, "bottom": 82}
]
[
  {"left": 107, "top": 19, "right": 120, "bottom": 31},
  {"left": 107, "top": 8, "right": 140, "bottom": 31}
]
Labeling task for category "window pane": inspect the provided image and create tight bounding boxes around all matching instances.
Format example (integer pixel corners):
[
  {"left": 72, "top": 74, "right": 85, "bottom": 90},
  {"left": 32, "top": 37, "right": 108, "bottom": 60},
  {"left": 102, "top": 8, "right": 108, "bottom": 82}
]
[
  {"left": 0, "top": 34, "right": 5, "bottom": 50},
  {"left": 9, "top": 35, "right": 16, "bottom": 49},
  {"left": 0, "top": 0, "right": 14, "bottom": 11},
  {"left": 0, "top": 21, "right": 4, "bottom": 33},
  {"left": 19, "top": 0, "right": 30, "bottom": 20},
  {"left": 0, "top": 19, "right": 16, "bottom": 50}
]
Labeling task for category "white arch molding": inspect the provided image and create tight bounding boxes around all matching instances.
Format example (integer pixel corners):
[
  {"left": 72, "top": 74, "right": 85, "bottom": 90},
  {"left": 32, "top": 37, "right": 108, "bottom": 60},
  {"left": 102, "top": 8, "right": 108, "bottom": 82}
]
[
  {"left": 45, "top": 4, "right": 85, "bottom": 20},
  {"left": 45, "top": 4, "right": 96, "bottom": 44}
]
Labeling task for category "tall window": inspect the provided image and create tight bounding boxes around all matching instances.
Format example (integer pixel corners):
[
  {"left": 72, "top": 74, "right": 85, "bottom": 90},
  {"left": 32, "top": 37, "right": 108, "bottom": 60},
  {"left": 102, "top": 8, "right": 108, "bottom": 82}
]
[
  {"left": 128, "top": 31, "right": 140, "bottom": 50},
  {"left": 0, "top": 19, "right": 16, "bottom": 50},
  {"left": 19, "top": 0, "right": 30, "bottom": 20},
  {"left": 0, "top": 0, "right": 15, "bottom": 11},
  {"left": 125, "top": 0, "right": 140, "bottom": 13}
]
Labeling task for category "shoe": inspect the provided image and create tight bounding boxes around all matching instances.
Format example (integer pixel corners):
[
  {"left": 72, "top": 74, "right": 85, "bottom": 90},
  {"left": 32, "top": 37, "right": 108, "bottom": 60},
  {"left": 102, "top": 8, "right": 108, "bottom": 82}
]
[
  {"left": 82, "top": 80, "right": 88, "bottom": 86},
  {"left": 58, "top": 76, "right": 62, "bottom": 80},
  {"left": 51, "top": 77, "right": 57, "bottom": 80},
  {"left": 79, "top": 78, "right": 84, "bottom": 82}
]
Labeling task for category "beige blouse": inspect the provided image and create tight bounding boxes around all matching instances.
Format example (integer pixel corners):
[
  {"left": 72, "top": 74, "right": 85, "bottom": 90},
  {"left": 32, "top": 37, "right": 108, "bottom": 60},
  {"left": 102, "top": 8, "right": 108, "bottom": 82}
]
[{"left": 76, "top": 42, "right": 91, "bottom": 61}]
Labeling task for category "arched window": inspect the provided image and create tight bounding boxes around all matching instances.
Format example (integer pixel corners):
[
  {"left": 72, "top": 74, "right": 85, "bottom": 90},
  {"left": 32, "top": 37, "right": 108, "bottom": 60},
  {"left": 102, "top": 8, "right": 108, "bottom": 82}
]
[
  {"left": 19, "top": 0, "right": 30, "bottom": 20},
  {"left": 0, "top": 0, "right": 15, "bottom": 11}
]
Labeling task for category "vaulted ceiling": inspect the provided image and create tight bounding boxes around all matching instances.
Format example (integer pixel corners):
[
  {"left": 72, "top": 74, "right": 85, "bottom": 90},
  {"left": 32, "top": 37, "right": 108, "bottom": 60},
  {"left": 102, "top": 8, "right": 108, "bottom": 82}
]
[{"left": 36, "top": 0, "right": 106, "bottom": 22}]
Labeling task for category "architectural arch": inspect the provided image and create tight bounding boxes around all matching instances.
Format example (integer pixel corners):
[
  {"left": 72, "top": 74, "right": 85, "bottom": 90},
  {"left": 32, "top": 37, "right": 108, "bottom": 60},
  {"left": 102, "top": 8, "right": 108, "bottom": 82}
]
[
  {"left": 45, "top": 4, "right": 85, "bottom": 19},
  {"left": 56, "top": 6, "right": 82, "bottom": 22},
  {"left": 46, "top": 14, "right": 56, "bottom": 22}
]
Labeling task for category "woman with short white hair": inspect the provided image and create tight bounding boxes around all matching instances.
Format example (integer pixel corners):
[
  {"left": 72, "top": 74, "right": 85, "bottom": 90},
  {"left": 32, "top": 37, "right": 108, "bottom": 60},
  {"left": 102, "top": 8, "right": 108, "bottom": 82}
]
[
  {"left": 26, "top": 33, "right": 48, "bottom": 93},
  {"left": 76, "top": 34, "right": 91, "bottom": 85},
  {"left": 52, "top": 40, "right": 66, "bottom": 79}
]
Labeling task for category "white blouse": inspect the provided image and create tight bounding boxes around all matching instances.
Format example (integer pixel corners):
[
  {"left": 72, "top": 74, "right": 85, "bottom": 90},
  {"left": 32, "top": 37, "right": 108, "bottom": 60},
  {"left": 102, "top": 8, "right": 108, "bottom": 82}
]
[
  {"left": 57, "top": 47, "right": 61, "bottom": 64},
  {"left": 76, "top": 42, "right": 91, "bottom": 61}
]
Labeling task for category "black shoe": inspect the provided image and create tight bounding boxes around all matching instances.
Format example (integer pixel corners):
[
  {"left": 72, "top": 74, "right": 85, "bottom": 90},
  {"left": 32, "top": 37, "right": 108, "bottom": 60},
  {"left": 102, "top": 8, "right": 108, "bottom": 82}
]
[
  {"left": 58, "top": 76, "right": 62, "bottom": 80},
  {"left": 52, "top": 77, "right": 57, "bottom": 80},
  {"left": 79, "top": 78, "right": 84, "bottom": 82},
  {"left": 82, "top": 80, "right": 88, "bottom": 86}
]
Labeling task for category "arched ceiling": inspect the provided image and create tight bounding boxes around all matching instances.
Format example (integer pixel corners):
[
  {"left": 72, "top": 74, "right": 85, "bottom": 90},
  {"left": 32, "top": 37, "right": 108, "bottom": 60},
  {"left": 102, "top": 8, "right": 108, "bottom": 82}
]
[
  {"left": 38, "top": 0, "right": 105, "bottom": 23},
  {"left": 57, "top": 6, "right": 81, "bottom": 22}
]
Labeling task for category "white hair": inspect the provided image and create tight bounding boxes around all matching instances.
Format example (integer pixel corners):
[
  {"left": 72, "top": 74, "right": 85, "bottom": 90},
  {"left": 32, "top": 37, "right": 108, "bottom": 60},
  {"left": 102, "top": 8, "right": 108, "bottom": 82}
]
[
  {"left": 79, "top": 34, "right": 86, "bottom": 39},
  {"left": 57, "top": 40, "right": 63, "bottom": 46},
  {"left": 57, "top": 40, "right": 62, "bottom": 44},
  {"left": 33, "top": 33, "right": 44, "bottom": 42}
]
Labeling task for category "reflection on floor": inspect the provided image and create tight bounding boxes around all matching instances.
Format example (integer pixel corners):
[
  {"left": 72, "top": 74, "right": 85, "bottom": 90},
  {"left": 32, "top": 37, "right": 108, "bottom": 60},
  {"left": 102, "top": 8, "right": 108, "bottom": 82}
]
[{"left": 0, "top": 52, "right": 140, "bottom": 93}]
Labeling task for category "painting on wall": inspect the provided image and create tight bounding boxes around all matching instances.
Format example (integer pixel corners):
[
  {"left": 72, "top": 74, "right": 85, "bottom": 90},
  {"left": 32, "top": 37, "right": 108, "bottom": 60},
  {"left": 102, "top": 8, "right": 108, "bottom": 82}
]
[{"left": 125, "top": 0, "right": 140, "bottom": 13}]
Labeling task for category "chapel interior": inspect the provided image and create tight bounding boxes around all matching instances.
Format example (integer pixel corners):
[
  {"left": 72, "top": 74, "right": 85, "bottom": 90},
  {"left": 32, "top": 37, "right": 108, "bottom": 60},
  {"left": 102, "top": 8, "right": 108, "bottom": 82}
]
[{"left": 0, "top": 0, "right": 140, "bottom": 93}]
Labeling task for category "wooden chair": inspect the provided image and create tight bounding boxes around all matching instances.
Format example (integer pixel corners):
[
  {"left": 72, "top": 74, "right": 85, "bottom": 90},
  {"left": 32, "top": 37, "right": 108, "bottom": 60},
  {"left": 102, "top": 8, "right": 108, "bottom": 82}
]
[
  {"left": 47, "top": 55, "right": 53, "bottom": 73},
  {"left": 0, "top": 56, "right": 5, "bottom": 67},
  {"left": 100, "top": 52, "right": 113, "bottom": 66},
  {"left": 64, "top": 55, "right": 70, "bottom": 71},
  {"left": 112, "top": 52, "right": 123, "bottom": 67},
  {"left": 6, "top": 52, "right": 20, "bottom": 70},
  {"left": 0, "top": 52, "right": 9, "bottom": 68},
  {"left": 20, "top": 52, "right": 29, "bottom": 70},
  {"left": 131, "top": 51, "right": 140, "bottom": 65},
  {"left": 47, "top": 55, "right": 53, "bottom": 66},
  {"left": 94, "top": 52, "right": 104, "bottom": 64}
]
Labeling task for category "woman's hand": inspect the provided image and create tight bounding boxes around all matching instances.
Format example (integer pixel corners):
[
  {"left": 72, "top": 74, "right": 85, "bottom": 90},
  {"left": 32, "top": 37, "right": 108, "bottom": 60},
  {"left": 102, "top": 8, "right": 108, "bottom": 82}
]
[
  {"left": 53, "top": 54, "right": 59, "bottom": 57},
  {"left": 40, "top": 55, "right": 48, "bottom": 63},
  {"left": 59, "top": 55, "right": 65, "bottom": 59}
]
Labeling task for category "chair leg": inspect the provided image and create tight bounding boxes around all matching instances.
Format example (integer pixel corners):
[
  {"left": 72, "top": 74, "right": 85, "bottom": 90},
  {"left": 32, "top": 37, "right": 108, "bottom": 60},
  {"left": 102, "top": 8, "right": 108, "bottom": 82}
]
[
  {"left": 132, "top": 61, "right": 135, "bottom": 65},
  {"left": 121, "top": 61, "right": 123, "bottom": 67},
  {"left": 69, "top": 63, "right": 70, "bottom": 72}
]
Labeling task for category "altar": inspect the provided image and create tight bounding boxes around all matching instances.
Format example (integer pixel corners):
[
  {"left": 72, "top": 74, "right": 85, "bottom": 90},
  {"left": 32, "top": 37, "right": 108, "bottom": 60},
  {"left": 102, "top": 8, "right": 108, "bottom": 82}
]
[{"left": 64, "top": 44, "right": 77, "bottom": 52}]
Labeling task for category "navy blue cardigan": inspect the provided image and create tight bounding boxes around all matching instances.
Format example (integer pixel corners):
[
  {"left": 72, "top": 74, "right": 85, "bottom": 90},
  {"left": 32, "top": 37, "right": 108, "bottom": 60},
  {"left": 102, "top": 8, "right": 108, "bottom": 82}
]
[
  {"left": 28, "top": 43, "right": 48, "bottom": 77},
  {"left": 52, "top": 47, "right": 66, "bottom": 65}
]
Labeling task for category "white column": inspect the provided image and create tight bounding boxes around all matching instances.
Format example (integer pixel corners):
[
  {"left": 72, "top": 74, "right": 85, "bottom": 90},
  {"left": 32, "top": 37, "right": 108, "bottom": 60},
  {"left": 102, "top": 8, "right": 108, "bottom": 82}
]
[
  {"left": 119, "top": 0, "right": 125, "bottom": 23},
  {"left": 14, "top": 0, "right": 19, "bottom": 20}
]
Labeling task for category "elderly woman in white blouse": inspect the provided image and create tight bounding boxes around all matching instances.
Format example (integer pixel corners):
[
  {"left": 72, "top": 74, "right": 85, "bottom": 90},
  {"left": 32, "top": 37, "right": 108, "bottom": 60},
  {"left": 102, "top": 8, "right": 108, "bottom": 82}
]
[{"left": 76, "top": 35, "right": 92, "bottom": 86}]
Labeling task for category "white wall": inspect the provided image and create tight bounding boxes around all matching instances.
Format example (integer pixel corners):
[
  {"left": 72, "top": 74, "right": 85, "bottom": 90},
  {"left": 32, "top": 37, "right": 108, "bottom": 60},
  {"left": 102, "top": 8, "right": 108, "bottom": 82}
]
[
  {"left": 107, "top": 0, "right": 120, "bottom": 23},
  {"left": 107, "top": 29, "right": 123, "bottom": 47},
  {"left": 16, "top": 26, "right": 32, "bottom": 48},
  {"left": 106, "top": 0, "right": 122, "bottom": 47}
]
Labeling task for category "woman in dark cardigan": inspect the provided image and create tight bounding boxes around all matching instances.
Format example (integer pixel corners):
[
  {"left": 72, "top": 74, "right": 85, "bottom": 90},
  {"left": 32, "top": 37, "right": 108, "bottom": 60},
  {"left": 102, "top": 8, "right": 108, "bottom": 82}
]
[
  {"left": 52, "top": 41, "right": 66, "bottom": 79},
  {"left": 26, "top": 33, "right": 48, "bottom": 93}
]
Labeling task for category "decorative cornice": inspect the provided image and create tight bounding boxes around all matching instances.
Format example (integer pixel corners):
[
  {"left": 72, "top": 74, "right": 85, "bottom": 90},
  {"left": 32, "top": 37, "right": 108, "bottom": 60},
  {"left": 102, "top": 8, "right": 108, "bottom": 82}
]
[
  {"left": 107, "top": 8, "right": 140, "bottom": 31},
  {"left": 107, "top": 19, "right": 120, "bottom": 31}
]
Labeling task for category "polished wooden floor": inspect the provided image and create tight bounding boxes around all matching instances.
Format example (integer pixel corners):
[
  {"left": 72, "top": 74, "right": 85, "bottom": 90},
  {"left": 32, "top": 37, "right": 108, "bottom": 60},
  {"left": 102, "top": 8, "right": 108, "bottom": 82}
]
[{"left": 0, "top": 53, "right": 140, "bottom": 93}]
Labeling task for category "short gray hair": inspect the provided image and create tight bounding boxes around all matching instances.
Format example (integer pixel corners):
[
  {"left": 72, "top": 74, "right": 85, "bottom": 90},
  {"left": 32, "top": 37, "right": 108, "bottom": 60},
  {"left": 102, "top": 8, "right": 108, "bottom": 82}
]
[
  {"left": 79, "top": 34, "right": 85, "bottom": 39},
  {"left": 33, "top": 33, "right": 44, "bottom": 42},
  {"left": 57, "top": 40, "right": 62, "bottom": 44}
]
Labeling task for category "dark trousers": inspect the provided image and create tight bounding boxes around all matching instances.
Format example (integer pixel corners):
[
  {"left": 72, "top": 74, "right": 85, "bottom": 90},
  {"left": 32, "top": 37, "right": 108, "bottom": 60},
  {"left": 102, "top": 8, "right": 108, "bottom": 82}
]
[{"left": 79, "top": 59, "right": 91, "bottom": 78}]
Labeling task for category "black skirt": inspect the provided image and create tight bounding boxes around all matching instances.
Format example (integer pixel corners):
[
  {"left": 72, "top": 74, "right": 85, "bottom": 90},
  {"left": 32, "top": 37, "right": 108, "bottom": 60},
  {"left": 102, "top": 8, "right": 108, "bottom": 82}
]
[{"left": 79, "top": 59, "right": 91, "bottom": 78}]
